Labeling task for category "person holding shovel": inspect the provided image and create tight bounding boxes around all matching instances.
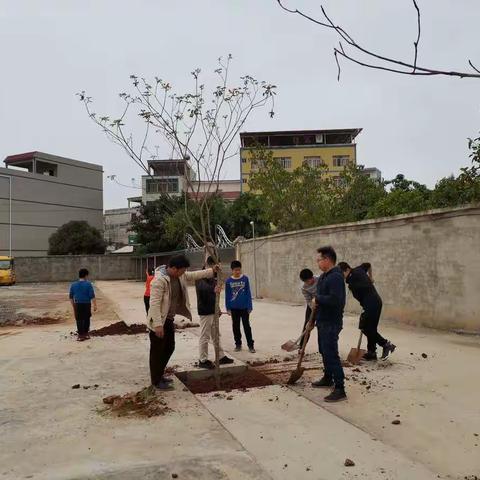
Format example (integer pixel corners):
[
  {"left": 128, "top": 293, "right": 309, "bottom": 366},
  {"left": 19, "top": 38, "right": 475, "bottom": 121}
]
[
  {"left": 338, "top": 262, "right": 396, "bottom": 360},
  {"left": 147, "top": 254, "right": 220, "bottom": 391},
  {"left": 299, "top": 269, "right": 320, "bottom": 352},
  {"left": 311, "top": 246, "right": 347, "bottom": 403}
]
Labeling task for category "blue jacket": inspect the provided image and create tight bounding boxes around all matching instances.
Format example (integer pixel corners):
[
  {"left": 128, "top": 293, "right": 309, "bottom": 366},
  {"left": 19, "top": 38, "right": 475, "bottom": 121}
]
[
  {"left": 69, "top": 280, "right": 95, "bottom": 304},
  {"left": 315, "top": 266, "right": 345, "bottom": 325},
  {"left": 225, "top": 275, "right": 253, "bottom": 311}
]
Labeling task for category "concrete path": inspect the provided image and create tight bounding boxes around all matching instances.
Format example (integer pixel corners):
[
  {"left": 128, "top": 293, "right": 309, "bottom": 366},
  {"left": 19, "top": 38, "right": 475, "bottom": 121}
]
[{"left": 1, "top": 279, "right": 478, "bottom": 480}]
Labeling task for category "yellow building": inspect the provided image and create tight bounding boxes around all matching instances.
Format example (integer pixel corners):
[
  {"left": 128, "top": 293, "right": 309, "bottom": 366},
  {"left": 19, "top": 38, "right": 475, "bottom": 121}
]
[{"left": 240, "top": 128, "right": 362, "bottom": 192}]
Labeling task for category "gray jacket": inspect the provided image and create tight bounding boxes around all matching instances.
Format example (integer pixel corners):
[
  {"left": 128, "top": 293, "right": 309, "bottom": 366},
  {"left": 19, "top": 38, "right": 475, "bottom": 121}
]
[{"left": 301, "top": 275, "right": 319, "bottom": 308}]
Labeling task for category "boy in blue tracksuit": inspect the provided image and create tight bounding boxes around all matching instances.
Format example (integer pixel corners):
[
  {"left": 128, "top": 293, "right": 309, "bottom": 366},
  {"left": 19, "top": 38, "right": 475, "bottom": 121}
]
[
  {"left": 225, "top": 260, "right": 255, "bottom": 353},
  {"left": 69, "top": 268, "right": 97, "bottom": 341}
]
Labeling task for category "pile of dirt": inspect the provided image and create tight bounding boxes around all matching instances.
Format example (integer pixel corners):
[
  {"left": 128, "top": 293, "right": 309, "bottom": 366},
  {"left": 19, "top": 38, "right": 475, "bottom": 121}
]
[
  {"left": 247, "top": 358, "right": 280, "bottom": 367},
  {"left": 1, "top": 314, "right": 63, "bottom": 327},
  {"left": 181, "top": 368, "right": 273, "bottom": 394},
  {"left": 175, "top": 321, "right": 199, "bottom": 330},
  {"left": 90, "top": 321, "right": 147, "bottom": 337},
  {"left": 101, "top": 387, "right": 171, "bottom": 418}
]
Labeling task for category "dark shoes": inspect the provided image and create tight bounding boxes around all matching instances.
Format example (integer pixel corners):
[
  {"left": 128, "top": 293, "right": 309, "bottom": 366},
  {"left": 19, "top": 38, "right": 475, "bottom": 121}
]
[
  {"left": 219, "top": 356, "right": 234, "bottom": 365},
  {"left": 161, "top": 377, "right": 174, "bottom": 384},
  {"left": 154, "top": 380, "right": 174, "bottom": 391},
  {"left": 381, "top": 341, "right": 396, "bottom": 360},
  {"left": 198, "top": 360, "right": 215, "bottom": 369},
  {"left": 199, "top": 357, "right": 235, "bottom": 368},
  {"left": 234, "top": 345, "right": 242, "bottom": 352},
  {"left": 311, "top": 376, "right": 334, "bottom": 388},
  {"left": 363, "top": 351, "right": 378, "bottom": 361},
  {"left": 324, "top": 388, "right": 347, "bottom": 402},
  {"left": 249, "top": 347, "right": 256, "bottom": 353}
]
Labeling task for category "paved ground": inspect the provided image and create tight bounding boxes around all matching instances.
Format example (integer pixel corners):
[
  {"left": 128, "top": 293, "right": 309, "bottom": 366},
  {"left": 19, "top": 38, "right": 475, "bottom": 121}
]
[{"left": 1, "top": 280, "right": 479, "bottom": 479}]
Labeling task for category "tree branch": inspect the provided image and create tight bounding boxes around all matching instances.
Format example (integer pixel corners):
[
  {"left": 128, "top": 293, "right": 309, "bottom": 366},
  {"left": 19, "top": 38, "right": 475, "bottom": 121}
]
[{"left": 277, "top": 0, "right": 480, "bottom": 80}]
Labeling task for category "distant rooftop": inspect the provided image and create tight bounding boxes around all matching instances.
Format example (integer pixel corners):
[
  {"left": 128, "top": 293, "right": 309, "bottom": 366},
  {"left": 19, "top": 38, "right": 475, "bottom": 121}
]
[
  {"left": 240, "top": 128, "right": 362, "bottom": 138},
  {"left": 240, "top": 128, "right": 362, "bottom": 148},
  {"left": 4, "top": 151, "right": 102, "bottom": 171}
]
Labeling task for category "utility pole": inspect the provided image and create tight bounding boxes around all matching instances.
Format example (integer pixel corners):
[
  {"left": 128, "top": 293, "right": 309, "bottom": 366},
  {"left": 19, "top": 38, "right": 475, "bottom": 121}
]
[
  {"left": 0, "top": 174, "right": 12, "bottom": 258},
  {"left": 250, "top": 220, "right": 258, "bottom": 298}
]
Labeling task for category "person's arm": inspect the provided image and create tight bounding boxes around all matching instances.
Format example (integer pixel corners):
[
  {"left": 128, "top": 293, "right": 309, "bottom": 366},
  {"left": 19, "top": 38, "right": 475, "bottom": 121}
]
[
  {"left": 246, "top": 277, "right": 253, "bottom": 312},
  {"left": 149, "top": 279, "right": 167, "bottom": 337},
  {"left": 316, "top": 274, "right": 344, "bottom": 307},
  {"left": 301, "top": 285, "right": 314, "bottom": 308},
  {"left": 89, "top": 283, "right": 97, "bottom": 312},
  {"left": 69, "top": 285, "right": 75, "bottom": 313},
  {"left": 225, "top": 279, "right": 232, "bottom": 312},
  {"left": 184, "top": 268, "right": 215, "bottom": 284}
]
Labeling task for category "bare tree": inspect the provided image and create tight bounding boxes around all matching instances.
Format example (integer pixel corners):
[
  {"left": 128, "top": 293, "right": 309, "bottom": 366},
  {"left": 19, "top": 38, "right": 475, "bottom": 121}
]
[
  {"left": 78, "top": 55, "right": 276, "bottom": 383},
  {"left": 277, "top": 0, "right": 480, "bottom": 80}
]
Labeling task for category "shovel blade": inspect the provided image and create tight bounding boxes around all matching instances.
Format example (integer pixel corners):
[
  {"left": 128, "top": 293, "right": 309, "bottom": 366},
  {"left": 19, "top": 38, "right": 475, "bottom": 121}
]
[
  {"left": 281, "top": 339, "right": 299, "bottom": 352},
  {"left": 346, "top": 347, "right": 367, "bottom": 365},
  {"left": 287, "top": 366, "right": 305, "bottom": 385}
]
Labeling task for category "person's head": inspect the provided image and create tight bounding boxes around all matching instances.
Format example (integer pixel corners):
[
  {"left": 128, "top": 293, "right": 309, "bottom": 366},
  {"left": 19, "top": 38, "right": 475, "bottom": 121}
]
[
  {"left": 337, "top": 261, "right": 352, "bottom": 279},
  {"left": 167, "top": 254, "right": 190, "bottom": 278},
  {"left": 79, "top": 268, "right": 89, "bottom": 279},
  {"left": 205, "top": 256, "right": 216, "bottom": 268},
  {"left": 299, "top": 268, "right": 315, "bottom": 285},
  {"left": 148, "top": 268, "right": 155, "bottom": 276},
  {"left": 316, "top": 246, "right": 337, "bottom": 272},
  {"left": 231, "top": 260, "right": 242, "bottom": 277}
]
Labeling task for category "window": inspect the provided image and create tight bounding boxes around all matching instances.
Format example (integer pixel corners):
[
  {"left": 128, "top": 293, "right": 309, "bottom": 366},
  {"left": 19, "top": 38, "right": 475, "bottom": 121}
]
[
  {"left": 304, "top": 156, "right": 325, "bottom": 168},
  {"left": 275, "top": 157, "right": 292, "bottom": 169},
  {"left": 146, "top": 178, "right": 179, "bottom": 194},
  {"left": 242, "top": 178, "right": 247, "bottom": 184},
  {"left": 36, "top": 160, "right": 58, "bottom": 177},
  {"left": 332, "top": 155, "right": 350, "bottom": 167},
  {"left": 250, "top": 159, "right": 265, "bottom": 172},
  {"left": 241, "top": 157, "right": 247, "bottom": 164}
]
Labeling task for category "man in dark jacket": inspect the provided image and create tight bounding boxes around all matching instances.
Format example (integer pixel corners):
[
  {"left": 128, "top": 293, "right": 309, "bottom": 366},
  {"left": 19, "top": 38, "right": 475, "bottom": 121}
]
[
  {"left": 311, "top": 246, "right": 347, "bottom": 402},
  {"left": 195, "top": 257, "right": 234, "bottom": 369},
  {"left": 338, "top": 262, "right": 396, "bottom": 360}
]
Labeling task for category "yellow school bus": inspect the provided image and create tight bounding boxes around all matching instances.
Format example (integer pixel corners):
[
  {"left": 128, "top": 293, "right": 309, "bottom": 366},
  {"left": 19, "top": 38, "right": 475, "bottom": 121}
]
[{"left": 0, "top": 256, "right": 15, "bottom": 286}]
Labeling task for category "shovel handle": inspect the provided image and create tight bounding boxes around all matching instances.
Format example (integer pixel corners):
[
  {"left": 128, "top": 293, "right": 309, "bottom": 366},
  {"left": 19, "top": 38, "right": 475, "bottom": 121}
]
[
  {"left": 296, "top": 307, "right": 316, "bottom": 369},
  {"left": 356, "top": 331, "right": 363, "bottom": 350}
]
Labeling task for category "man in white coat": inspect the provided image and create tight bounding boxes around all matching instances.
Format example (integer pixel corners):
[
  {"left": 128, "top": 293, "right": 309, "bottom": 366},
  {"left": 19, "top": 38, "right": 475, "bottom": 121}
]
[{"left": 147, "top": 254, "right": 219, "bottom": 390}]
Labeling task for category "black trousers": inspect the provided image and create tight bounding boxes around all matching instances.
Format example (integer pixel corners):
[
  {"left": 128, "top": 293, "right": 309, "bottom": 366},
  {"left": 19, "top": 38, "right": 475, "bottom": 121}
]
[
  {"left": 144, "top": 295, "right": 150, "bottom": 314},
  {"left": 149, "top": 318, "right": 175, "bottom": 385},
  {"left": 74, "top": 303, "right": 91, "bottom": 335},
  {"left": 318, "top": 322, "right": 345, "bottom": 389},
  {"left": 300, "top": 306, "right": 322, "bottom": 353},
  {"left": 231, "top": 309, "right": 254, "bottom": 348},
  {"left": 359, "top": 300, "right": 387, "bottom": 353}
]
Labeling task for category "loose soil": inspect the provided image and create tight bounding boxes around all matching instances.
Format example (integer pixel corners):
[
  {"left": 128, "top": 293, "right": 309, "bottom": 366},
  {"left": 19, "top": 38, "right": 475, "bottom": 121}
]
[
  {"left": 1, "top": 314, "right": 64, "bottom": 327},
  {"left": 101, "top": 386, "right": 171, "bottom": 418},
  {"left": 179, "top": 368, "right": 273, "bottom": 394},
  {"left": 90, "top": 321, "right": 147, "bottom": 337},
  {"left": 175, "top": 321, "right": 199, "bottom": 330}
]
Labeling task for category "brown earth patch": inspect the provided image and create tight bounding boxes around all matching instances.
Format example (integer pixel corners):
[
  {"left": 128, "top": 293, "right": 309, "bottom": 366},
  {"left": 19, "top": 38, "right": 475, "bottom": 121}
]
[
  {"left": 101, "top": 387, "right": 171, "bottom": 418},
  {"left": 90, "top": 321, "right": 147, "bottom": 337},
  {"left": 179, "top": 368, "right": 273, "bottom": 394}
]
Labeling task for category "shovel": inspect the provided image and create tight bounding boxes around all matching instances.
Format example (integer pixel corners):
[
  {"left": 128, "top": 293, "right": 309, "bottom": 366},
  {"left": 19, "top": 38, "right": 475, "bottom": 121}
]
[
  {"left": 287, "top": 308, "right": 316, "bottom": 385},
  {"left": 281, "top": 332, "right": 304, "bottom": 352},
  {"left": 346, "top": 332, "right": 366, "bottom": 364}
]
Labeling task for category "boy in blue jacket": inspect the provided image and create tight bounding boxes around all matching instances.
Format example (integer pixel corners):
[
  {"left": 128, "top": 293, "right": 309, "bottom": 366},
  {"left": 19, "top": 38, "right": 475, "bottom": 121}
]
[
  {"left": 69, "top": 268, "right": 97, "bottom": 341},
  {"left": 225, "top": 260, "right": 255, "bottom": 353}
]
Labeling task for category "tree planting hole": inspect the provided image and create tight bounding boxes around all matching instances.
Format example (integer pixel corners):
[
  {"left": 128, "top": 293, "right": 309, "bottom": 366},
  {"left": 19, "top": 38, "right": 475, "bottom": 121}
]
[{"left": 176, "top": 366, "right": 273, "bottom": 394}]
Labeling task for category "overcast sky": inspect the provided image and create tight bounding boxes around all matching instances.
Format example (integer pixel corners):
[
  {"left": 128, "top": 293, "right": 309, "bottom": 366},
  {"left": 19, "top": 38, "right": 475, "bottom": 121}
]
[{"left": 1, "top": 0, "right": 479, "bottom": 210}]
